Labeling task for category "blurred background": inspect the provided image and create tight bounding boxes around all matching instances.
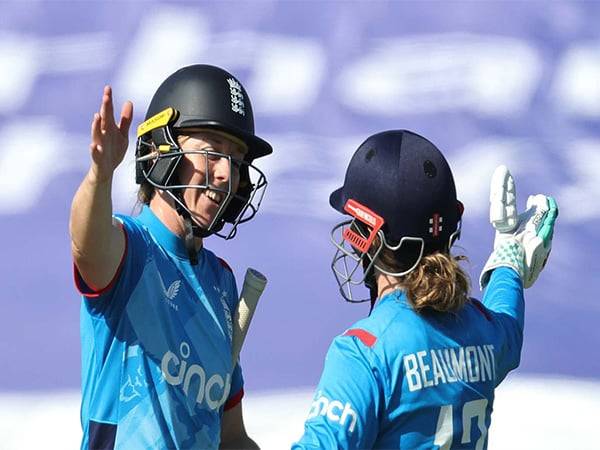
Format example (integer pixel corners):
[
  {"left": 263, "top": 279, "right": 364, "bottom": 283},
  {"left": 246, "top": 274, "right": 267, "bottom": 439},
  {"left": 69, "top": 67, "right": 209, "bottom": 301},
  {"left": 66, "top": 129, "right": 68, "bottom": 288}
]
[{"left": 1, "top": 1, "right": 599, "bottom": 448}]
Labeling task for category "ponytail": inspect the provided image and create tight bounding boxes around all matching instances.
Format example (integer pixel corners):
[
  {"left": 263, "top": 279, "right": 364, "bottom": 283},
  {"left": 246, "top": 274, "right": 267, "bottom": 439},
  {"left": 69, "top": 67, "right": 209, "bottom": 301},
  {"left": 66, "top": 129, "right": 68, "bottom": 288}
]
[
  {"left": 401, "top": 252, "right": 470, "bottom": 313},
  {"left": 376, "top": 244, "right": 470, "bottom": 313}
]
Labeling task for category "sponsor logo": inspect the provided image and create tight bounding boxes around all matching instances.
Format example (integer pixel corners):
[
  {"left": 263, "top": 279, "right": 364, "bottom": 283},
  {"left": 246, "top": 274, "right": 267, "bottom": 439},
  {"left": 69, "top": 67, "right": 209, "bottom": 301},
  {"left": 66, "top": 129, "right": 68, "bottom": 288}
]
[
  {"left": 307, "top": 392, "right": 358, "bottom": 433},
  {"left": 161, "top": 342, "right": 231, "bottom": 411},
  {"left": 164, "top": 280, "right": 181, "bottom": 300},
  {"left": 157, "top": 274, "right": 181, "bottom": 312},
  {"left": 346, "top": 204, "right": 376, "bottom": 227}
]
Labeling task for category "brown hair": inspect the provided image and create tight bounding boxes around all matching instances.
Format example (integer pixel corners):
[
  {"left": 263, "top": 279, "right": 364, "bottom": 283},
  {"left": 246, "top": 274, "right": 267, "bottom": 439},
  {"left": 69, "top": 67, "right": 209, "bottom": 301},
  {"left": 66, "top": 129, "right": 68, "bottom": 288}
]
[
  {"left": 374, "top": 240, "right": 470, "bottom": 313},
  {"left": 137, "top": 181, "right": 155, "bottom": 205}
]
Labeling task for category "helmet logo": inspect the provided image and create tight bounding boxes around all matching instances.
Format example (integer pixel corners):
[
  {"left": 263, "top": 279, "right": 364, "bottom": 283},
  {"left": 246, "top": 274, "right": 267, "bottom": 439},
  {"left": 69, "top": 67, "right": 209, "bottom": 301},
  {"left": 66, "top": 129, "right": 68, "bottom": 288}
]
[
  {"left": 227, "top": 78, "right": 246, "bottom": 116},
  {"left": 343, "top": 199, "right": 384, "bottom": 253},
  {"left": 429, "top": 214, "right": 443, "bottom": 237},
  {"left": 136, "top": 107, "right": 179, "bottom": 138}
]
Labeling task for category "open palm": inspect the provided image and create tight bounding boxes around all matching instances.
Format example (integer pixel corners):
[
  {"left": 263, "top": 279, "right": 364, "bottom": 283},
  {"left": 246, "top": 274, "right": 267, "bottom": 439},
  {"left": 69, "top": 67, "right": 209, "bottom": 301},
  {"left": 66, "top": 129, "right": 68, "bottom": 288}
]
[{"left": 90, "top": 85, "right": 133, "bottom": 182}]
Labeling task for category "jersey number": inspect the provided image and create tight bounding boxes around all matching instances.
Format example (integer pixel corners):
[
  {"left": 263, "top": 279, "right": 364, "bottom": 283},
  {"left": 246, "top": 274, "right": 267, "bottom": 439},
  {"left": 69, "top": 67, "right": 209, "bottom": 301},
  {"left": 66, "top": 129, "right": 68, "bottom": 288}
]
[{"left": 433, "top": 399, "right": 489, "bottom": 450}]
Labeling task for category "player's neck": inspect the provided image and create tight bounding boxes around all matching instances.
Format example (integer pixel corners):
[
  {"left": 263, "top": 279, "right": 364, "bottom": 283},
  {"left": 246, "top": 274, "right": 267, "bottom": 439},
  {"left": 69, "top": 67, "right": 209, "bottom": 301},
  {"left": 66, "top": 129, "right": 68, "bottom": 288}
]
[
  {"left": 376, "top": 272, "right": 404, "bottom": 299},
  {"left": 149, "top": 193, "right": 204, "bottom": 251}
]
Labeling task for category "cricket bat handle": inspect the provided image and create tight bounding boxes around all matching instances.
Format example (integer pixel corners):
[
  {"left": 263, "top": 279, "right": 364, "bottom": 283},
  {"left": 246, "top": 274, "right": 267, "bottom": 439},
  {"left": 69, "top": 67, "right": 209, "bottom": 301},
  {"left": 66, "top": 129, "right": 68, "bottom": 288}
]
[{"left": 231, "top": 268, "right": 267, "bottom": 366}]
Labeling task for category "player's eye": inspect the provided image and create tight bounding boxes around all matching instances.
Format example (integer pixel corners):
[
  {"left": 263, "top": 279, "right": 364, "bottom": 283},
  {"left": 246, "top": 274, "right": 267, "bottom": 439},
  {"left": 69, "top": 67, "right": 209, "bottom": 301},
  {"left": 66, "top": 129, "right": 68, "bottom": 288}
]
[{"left": 204, "top": 148, "right": 221, "bottom": 161}]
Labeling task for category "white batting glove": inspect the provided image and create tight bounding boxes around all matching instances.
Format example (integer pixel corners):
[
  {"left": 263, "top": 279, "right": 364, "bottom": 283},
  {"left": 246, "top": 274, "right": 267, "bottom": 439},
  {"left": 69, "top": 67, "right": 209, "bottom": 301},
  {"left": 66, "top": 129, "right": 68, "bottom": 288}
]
[{"left": 479, "top": 165, "right": 559, "bottom": 290}]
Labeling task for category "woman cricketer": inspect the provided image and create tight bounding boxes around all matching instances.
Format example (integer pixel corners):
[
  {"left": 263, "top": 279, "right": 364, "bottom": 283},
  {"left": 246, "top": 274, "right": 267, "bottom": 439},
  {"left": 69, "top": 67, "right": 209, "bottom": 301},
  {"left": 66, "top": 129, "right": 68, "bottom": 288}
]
[
  {"left": 293, "top": 130, "right": 558, "bottom": 449},
  {"left": 70, "top": 65, "right": 271, "bottom": 450}
]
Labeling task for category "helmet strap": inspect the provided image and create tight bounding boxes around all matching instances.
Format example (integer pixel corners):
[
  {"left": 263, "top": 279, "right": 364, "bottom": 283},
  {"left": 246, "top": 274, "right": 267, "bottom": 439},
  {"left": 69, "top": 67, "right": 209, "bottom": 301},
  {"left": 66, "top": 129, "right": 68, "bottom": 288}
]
[
  {"left": 183, "top": 215, "right": 198, "bottom": 266},
  {"left": 171, "top": 189, "right": 212, "bottom": 265}
]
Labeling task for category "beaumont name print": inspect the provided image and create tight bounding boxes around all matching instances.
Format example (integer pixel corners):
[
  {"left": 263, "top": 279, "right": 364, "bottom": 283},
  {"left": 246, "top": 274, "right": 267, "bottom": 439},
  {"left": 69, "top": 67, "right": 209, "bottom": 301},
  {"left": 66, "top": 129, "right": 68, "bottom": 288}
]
[{"left": 403, "top": 345, "right": 496, "bottom": 392}]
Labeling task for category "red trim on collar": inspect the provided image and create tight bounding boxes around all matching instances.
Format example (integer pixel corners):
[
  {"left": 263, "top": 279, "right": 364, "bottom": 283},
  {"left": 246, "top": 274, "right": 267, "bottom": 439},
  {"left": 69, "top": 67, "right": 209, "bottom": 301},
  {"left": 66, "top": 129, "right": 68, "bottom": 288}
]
[{"left": 343, "top": 328, "right": 377, "bottom": 347}]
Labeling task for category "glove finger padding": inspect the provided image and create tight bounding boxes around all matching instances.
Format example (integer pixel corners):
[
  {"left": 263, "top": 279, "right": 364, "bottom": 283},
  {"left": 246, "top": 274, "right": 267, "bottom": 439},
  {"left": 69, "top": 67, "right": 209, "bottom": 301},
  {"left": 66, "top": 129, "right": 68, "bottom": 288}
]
[
  {"left": 479, "top": 165, "right": 559, "bottom": 290},
  {"left": 522, "top": 195, "right": 558, "bottom": 288},
  {"left": 490, "top": 165, "right": 518, "bottom": 233}
]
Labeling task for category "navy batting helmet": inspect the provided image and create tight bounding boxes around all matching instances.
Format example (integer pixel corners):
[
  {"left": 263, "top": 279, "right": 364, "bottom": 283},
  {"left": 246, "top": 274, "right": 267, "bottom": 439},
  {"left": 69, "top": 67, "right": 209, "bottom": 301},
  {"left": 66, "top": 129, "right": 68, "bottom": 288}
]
[{"left": 330, "top": 130, "right": 464, "bottom": 303}]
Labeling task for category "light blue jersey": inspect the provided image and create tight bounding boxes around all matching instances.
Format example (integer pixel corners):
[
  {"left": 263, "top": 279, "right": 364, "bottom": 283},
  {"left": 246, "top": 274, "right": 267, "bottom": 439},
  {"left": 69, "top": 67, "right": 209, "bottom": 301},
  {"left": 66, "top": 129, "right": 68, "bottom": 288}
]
[
  {"left": 76, "top": 206, "right": 243, "bottom": 450},
  {"left": 293, "top": 267, "right": 524, "bottom": 449}
]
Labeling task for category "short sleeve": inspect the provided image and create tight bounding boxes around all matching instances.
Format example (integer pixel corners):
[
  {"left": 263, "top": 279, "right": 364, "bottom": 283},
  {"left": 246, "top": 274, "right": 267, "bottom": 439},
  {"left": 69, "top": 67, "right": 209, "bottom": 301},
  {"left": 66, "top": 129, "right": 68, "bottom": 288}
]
[
  {"left": 74, "top": 214, "right": 148, "bottom": 316},
  {"left": 292, "top": 335, "right": 384, "bottom": 450},
  {"left": 224, "top": 363, "right": 244, "bottom": 411}
]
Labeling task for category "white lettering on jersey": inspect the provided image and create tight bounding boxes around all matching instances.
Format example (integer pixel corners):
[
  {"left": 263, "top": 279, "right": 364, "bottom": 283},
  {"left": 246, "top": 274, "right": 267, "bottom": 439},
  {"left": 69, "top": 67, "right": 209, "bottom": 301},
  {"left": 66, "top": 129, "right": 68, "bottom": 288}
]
[
  {"left": 441, "top": 349, "right": 458, "bottom": 383},
  {"left": 307, "top": 393, "right": 358, "bottom": 433},
  {"left": 404, "top": 353, "right": 422, "bottom": 392},
  {"left": 466, "top": 346, "right": 480, "bottom": 382},
  {"left": 161, "top": 341, "right": 231, "bottom": 411},
  {"left": 403, "top": 345, "right": 496, "bottom": 392},
  {"left": 417, "top": 350, "right": 434, "bottom": 388},
  {"left": 450, "top": 347, "right": 469, "bottom": 381},
  {"left": 478, "top": 346, "right": 493, "bottom": 381},
  {"left": 431, "top": 350, "right": 447, "bottom": 385}
]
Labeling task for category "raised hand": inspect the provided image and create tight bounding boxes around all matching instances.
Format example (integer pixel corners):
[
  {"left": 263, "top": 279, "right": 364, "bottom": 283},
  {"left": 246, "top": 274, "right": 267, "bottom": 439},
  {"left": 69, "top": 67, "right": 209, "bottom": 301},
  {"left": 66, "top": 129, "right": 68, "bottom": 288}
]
[
  {"left": 480, "top": 165, "right": 559, "bottom": 290},
  {"left": 89, "top": 85, "right": 133, "bottom": 182}
]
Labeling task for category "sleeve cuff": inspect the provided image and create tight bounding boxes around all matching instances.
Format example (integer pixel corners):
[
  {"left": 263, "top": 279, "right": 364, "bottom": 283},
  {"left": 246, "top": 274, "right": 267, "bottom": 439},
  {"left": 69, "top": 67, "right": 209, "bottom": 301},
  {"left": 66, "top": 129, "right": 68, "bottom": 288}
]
[
  {"left": 73, "top": 222, "right": 128, "bottom": 298},
  {"left": 224, "top": 388, "right": 244, "bottom": 411}
]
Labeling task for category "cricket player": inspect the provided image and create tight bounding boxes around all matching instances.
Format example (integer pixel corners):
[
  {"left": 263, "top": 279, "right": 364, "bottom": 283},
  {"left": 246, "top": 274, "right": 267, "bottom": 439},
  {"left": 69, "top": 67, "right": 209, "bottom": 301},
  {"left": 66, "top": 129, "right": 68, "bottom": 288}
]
[
  {"left": 70, "top": 65, "right": 271, "bottom": 449},
  {"left": 293, "top": 130, "right": 558, "bottom": 449}
]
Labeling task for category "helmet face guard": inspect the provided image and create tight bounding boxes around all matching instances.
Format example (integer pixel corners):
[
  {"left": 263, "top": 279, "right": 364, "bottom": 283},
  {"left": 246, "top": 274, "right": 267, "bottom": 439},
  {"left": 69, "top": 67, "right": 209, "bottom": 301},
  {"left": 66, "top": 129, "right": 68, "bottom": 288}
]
[
  {"left": 330, "top": 199, "right": 462, "bottom": 303},
  {"left": 135, "top": 107, "right": 268, "bottom": 239},
  {"left": 330, "top": 200, "right": 423, "bottom": 303}
]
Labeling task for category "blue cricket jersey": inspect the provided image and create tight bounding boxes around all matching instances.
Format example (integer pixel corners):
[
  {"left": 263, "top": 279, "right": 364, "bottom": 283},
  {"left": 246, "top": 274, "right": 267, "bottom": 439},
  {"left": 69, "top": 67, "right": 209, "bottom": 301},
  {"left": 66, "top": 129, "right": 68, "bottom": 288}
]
[
  {"left": 76, "top": 206, "right": 244, "bottom": 450},
  {"left": 293, "top": 267, "right": 524, "bottom": 449}
]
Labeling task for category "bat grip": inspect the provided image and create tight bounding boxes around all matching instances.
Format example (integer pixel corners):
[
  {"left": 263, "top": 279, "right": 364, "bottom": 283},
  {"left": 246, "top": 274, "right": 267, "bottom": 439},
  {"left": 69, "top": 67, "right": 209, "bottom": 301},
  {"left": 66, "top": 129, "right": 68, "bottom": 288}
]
[{"left": 231, "top": 268, "right": 267, "bottom": 366}]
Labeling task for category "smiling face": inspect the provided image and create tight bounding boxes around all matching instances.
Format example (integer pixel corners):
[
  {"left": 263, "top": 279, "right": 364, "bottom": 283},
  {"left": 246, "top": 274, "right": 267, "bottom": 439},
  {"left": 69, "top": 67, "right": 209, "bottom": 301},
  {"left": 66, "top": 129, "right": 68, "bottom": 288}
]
[{"left": 176, "top": 129, "right": 248, "bottom": 228}]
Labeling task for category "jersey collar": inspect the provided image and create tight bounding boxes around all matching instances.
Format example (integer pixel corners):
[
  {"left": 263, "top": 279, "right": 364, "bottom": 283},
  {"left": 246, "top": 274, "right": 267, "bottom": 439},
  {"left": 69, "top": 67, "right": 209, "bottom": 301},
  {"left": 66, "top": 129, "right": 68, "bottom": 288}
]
[{"left": 377, "top": 288, "right": 410, "bottom": 309}]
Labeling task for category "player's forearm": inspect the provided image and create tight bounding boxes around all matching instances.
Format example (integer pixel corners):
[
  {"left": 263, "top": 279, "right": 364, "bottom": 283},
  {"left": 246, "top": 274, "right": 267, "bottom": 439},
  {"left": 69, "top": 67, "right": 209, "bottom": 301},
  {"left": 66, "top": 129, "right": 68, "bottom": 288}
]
[
  {"left": 71, "top": 168, "right": 112, "bottom": 244},
  {"left": 69, "top": 167, "right": 121, "bottom": 273}
]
